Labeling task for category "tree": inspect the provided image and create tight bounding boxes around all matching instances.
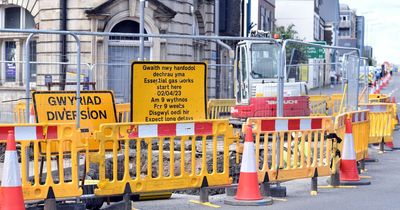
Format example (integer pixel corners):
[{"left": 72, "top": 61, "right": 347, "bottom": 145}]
[
  {"left": 273, "top": 24, "right": 309, "bottom": 81},
  {"left": 273, "top": 24, "right": 300, "bottom": 40}
]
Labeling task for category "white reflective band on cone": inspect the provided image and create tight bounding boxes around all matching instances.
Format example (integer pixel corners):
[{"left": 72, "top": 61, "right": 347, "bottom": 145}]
[
  {"left": 342, "top": 133, "right": 356, "bottom": 160},
  {"left": 1, "top": 151, "right": 22, "bottom": 187},
  {"left": 240, "top": 142, "right": 257, "bottom": 172}
]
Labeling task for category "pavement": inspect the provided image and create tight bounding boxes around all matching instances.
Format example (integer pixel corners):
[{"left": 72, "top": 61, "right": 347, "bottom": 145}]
[
  {"left": 309, "top": 82, "right": 344, "bottom": 96},
  {"left": 130, "top": 72, "right": 400, "bottom": 210}
]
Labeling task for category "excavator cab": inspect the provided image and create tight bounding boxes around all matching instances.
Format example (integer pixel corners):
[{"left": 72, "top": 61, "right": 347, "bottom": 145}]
[
  {"left": 235, "top": 40, "right": 281, "bottom": 104},
  {"left": 232, "top": 39, "right": 310, "bottom": 119}
]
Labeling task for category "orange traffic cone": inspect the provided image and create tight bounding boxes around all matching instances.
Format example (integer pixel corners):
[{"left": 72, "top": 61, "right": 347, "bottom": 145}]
[
  {"left": 340, "top": 119, "right": 370, "bottom": 185},
  {"left": 381, "top": 78, "right": 386, "bottom": 88},
  {"left": 374, "top": 81, "right": 380, "bottom": 94},
  {"left": 29, "top": 106, "right": 35, "bottom": 123},
  {"left": 370, "top": 81, "right": 376, "bottom": 95},
  {"left": 225, "top": 125, "right": 271, "bottom": 206},
  {"left": 1, "top": 131, "right": 25, "bottom": 210},
  {"left": 385, "top": 75, "right": 390, "bottom": 85},
  {"left": 236, "top": 125, "right": 262, "bottom": 200},
  {"left": 0, "top": 187, "right": 3, "bottom": 210},
  {"left": 385, "top": 141, "right": 394, "bottom": 149}
]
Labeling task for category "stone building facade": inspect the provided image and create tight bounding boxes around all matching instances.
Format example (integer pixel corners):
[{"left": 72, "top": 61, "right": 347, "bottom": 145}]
[{"left": 0, "top": 0, "right": 218, "bottom": 105}]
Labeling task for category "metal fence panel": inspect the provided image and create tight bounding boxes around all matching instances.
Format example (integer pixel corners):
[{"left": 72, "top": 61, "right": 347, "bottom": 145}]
[{"left": 0, "top": 29, "right": 360, "bottom": 126}]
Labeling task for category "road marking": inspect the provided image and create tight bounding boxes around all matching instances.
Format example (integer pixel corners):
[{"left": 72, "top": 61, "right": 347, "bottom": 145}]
[
  {"left": 189, "top": 200, "right": 221, "bottom": 208},
  {"left": 318, "top": 185, "right": 357, "bottom": 189},
  {"left": 272, "top": 197, "right": 288, "bottom": 202},
  {"left": 359, "top": 175, "right": 372, "bottom": 179}
]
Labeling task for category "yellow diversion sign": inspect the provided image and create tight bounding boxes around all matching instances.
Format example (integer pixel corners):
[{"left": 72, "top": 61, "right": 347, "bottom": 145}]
[
  {"left": 32, "top": 91, "right": 117, "bottom": 131},
  {"left": 132, "top": 61, "right": 207, "bottom": 122}
]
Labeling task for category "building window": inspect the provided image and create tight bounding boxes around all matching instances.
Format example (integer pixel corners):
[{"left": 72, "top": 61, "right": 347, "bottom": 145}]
[
  {"left": 314, "top": 15, "right": 320, "bottom": 40},
  {"left": 5, "top": 7, "right": 21, "bottom": 29},
  {"left": 260, "top": 7, "right": 271, "bottom": 31},
  {"left": 339, "top": 30, "right": 350, "bottom": 37},
  {"left": 320, "top": 25, "right": 324, "bottom": 40},
  {"left": 110, "top": 20, "right": 148, "bottom": 41},
  {"left": 25, "top": 10, "right": 35, "bottom": 29},
  {"left": 5, "top": 41, "right": 16, "bottom": 82},
  {"left": 107, "top": 19, "right": 151, "bottom": 102},
  {"left": 2, "top": 7, "right": 36, "bottom": 29},
  {"left": 193, "top": 17, "right": 204, "bottom": 61},
  {"left": 0, "top": 6, "right": 36, "bottom": 85},
  {"left": 29, "top": 41, "right": 37, "bottom": 81}
]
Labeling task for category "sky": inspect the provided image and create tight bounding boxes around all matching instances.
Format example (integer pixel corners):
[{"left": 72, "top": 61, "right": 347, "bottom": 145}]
[{"left": 340, "top": 0, "right": 400, "bottom": 64}]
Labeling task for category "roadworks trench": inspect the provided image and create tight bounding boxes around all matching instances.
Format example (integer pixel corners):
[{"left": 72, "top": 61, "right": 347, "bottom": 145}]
[{"left": 0, "top": 140, "right": 244, "bottom": 197}]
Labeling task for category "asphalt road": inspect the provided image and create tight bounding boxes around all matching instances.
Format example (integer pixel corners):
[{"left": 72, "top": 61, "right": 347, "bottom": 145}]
[{"left": 130, "top": 72, "right": 400, "bottom": 210}]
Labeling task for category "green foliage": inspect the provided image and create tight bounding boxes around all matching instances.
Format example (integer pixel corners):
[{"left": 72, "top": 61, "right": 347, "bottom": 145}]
[
  {"left": 273, "top": 24, "right": 299, "bottom": 40},
  {"left": 273, "top": 24, "right": 309, "bottom": 81},
  {"left": 273, "top": 24, "right": 308, "bottom": 63}
]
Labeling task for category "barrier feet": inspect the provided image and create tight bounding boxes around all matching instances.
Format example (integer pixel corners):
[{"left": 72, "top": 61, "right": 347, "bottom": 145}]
[
  {"left": 311, "top": 177, "right": 318, "bottom": 196},
  {"left": 320, "top": 173, "right": 356, "bottom": 189},
  {"left": 330, "top": 172, "right": 341, "bottom": 187},
  {"left": 102, "top": 193, "right": 132, "bottom": 210},
  {"left": 199, "top": 186, "right": 209, "bottom": 203},
  {"left": 259, "top": 175, "right": 274, "bottom": 197},
  {"left": 340, "top": 179, "right": 371, "bottom": 186},
  {"left": 102, "top": 184, "right": 132, "bottom": 210},
  {"left": 270, "top": 183, "right": 287, "bottom": 198},
  {"left": 190, "top": 183, "right": 221, "bottom": 208},
  {"left": 364, "top": 152, "right": 379, "bottom": 162},
  {"left": 359, "top": 159, "right": 366, "bottom": 173},
  {"left": 190, "top": 177, "right": 222, "bottom": 208},
  {"left": 44, "top": 188, "right": 57, "bottom": 210},
  {"left": 310, "top": 169, "right": 318, "bottom": 196},
  {"left": 379, "top": 141, "right": 393, "bottom": 153}
]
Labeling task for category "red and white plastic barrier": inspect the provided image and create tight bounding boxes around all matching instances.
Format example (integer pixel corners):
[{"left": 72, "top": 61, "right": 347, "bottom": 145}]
[
  {"left": 127, "top": 122, "right": 213, "bottom": 138},
  {"left": 260, "top": 118, "right": 323, "bottom": 132},
  {"left": 0, "top": 125, "right": 58, "bottom": 140}
]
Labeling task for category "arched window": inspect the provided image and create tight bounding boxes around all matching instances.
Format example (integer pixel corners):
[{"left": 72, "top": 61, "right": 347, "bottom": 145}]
[
  {"left": 107, "top": 19, "right": 151, "bottom": 102},
  {"left": 0, "top": 6, "right": 36, "bottom": 85},
  {"left": 2, "top": 7, "right": 36, "bottom": 29},
  {"left": 110, "top": 20, "right": 148, "bottom": 40}
]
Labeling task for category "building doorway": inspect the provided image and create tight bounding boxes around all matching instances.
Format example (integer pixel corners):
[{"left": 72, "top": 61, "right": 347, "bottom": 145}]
[{"left": 108, "top": 20, "right": 150, "bottom": 103}]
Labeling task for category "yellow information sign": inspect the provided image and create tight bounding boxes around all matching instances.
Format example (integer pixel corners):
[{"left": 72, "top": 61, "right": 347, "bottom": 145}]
[
  {"left": 132, "top": 61, "right": 207, "bottom": 122},
  {"left": 33, "top": 91, "right": 117, "bottom": 131}
]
